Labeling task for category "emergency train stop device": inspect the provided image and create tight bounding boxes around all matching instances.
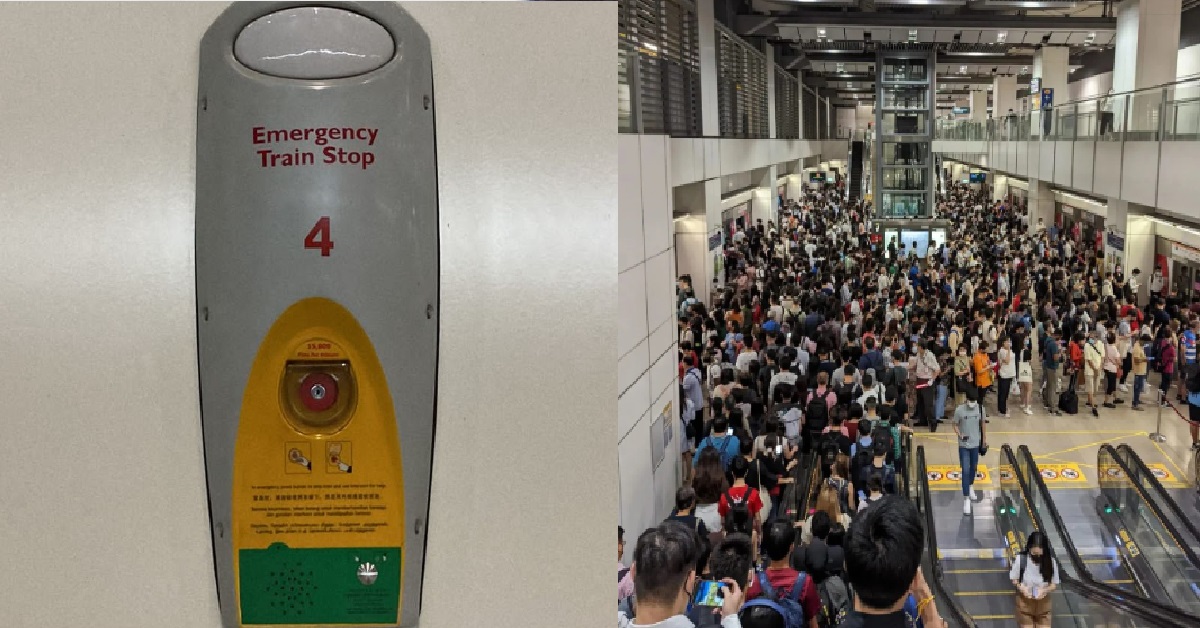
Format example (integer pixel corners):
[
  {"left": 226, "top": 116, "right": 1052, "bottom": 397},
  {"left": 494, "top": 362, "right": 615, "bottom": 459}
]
[{"left": 195, "top": 3, "right": 437, "bottom": 626}]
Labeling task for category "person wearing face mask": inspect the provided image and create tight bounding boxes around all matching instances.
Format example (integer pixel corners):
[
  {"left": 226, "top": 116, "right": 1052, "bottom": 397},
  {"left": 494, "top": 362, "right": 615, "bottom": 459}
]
[
  {"left": 1010, "top": 531, "right": 1059, "bottom": 628},
  {"left": 951, "top": 388, "right": 987, "bottom": 516}
]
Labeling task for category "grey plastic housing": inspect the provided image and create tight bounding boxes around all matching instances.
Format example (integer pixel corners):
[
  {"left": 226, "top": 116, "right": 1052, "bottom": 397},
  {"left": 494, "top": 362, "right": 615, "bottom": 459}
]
[{"left": 195, "top": 3, "right": 438, "bottom": 626}]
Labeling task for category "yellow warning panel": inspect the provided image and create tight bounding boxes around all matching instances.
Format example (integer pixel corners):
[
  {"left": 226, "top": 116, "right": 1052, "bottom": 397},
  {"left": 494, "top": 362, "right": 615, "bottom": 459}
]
[
  {"left": 927, "top": 464, "right": 991, "bottom": 490},
  {"left": 1039, "top": 463, "right": 1087, "bottom": 484},
  {"left": 1145, "top": 463, "right": 1182, "bottom": 485}
]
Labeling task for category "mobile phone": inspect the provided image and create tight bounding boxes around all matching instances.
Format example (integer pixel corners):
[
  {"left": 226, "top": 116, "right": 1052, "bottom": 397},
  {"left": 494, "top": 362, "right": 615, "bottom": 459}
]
[
  {"left": 694, "top": 579, "right": 725, "bottom": 607},
  {"left": 775, "top": 444, "right": 783, "bottom": 455},
  {"left": 727, "top": 428, "right": 734, "bottom": 436}
]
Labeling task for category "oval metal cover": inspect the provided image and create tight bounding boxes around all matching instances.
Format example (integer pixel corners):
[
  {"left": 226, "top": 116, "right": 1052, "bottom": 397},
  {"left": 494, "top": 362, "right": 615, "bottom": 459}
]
[{"left": 234, "top": 7, "right": 395, "bottom": 79}]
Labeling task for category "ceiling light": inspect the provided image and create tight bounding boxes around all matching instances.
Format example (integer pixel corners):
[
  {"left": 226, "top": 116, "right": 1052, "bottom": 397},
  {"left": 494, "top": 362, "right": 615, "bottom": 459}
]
[
  {"left": 818, "top": 28, "right": 826, "bottom": 37},
  {"left": 959, "top": 65, "right": 967, "bottom": 73},
  {"left": 997, "top": 32, "right": 1007, "bottom": 43},
  {"left": 1021, "top": 66, "right": 1029, "bottom": 73},
  {"left": 1070, "top": 68, "right": 1077, "bottom": 73},
  {"left": 908, "top": 30, "right": 918, "bottom": 42}
]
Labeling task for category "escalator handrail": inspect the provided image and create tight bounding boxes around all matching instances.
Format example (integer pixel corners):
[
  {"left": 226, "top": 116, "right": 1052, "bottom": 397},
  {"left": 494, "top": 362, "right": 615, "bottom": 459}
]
[
  {"left": 1114, "top": 443, "right": 1200, "bottom": 570},
  {"left": 915, "top": 446, "right": 977, "bottom": 628},
  {"left": 1015, "top": 445, "right": 1199, "bottom": 628}
]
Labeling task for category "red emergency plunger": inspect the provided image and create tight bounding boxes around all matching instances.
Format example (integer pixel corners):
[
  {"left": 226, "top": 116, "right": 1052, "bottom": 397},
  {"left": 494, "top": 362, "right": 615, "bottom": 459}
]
[{"left": 298, "top": 372, "right": 338, "bottom": 412}]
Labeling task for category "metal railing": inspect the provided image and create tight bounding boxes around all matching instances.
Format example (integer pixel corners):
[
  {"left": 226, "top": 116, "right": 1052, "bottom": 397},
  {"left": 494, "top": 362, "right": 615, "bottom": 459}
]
[{"left": 935, "top": 74, "right": 1200, "bottom": 143}]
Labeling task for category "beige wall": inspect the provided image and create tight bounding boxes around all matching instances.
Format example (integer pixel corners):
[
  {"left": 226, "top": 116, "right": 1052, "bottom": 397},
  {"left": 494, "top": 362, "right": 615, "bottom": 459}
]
[{"left": 0, "top": 3, "right": 614, "bottom": 627}]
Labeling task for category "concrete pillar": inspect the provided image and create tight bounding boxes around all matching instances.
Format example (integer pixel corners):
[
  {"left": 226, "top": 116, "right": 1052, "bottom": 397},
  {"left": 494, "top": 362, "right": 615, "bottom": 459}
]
[
  {"left": 1028, "top": 178, "right": 1056, "bottom": 235},
  {"left": 992, "top": 75, "right": 1018, "bottom": 119},
  {"left": 1126, "top": 214, "right": 1156, "bottom": 305},
  {"left": 795, "top": 70, "right": 805, "bottom": 139},
  {"left": 992, "top": 174, "right": 1008, "bottom": 203},
  {"left": 756, "top": 167, "right": 776, "bottom": 226},
  {"left": 696, "top": 0, "right": 719, "bottom": 136},
  {"left": 1113, "top": 0, "right": 1182, "bottom": 134},
  {"left": 703, "top": 178, "right": 724, "bottom": 295},
  {"left": 969, "top": 88, "right": 988, "bottom": 122},
  {"left": 1032, "top": 46, "right": 1069, "bottom": 137},
  {"left": 764, "top": 42, "right": 777, "bottom": 139}
]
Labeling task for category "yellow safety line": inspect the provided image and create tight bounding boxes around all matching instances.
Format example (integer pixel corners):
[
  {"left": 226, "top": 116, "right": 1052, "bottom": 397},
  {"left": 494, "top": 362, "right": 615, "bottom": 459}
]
[
  {"left": 972, "top": 615, "right": 1088, "bottom": 620},
  {"left": 1034, "top": 434, "right": 1146, "bottom": 460},
  {"left": 945, "top": 568, "right": 1010, "bottom": 574},
  {"left": 953, "top": 590, "right": 1017, "bottom": 596},
  {"left": 1103, "top": 579, "right": 1134, "bottom": 585},
  {"left": 1150, "top": 440, "right": 1191, "bottom": 486}
]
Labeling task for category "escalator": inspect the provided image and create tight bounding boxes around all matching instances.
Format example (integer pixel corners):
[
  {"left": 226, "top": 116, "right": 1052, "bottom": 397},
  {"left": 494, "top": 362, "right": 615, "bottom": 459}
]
[
  {"left": 1013, "top": 444, "right": 1199, "bottom": 627},
  {"left": 912, "top": 444, "right": 1196, "bottom": 628},
  {"left": 1115, "top": 444, "right": 1200, "bottom": 566},
  {"left": 848, "top": 140, "right": 864, "bottom": 203},
  {"left": 1096, "top": 445, "right": 1200, "bottom": 608}
]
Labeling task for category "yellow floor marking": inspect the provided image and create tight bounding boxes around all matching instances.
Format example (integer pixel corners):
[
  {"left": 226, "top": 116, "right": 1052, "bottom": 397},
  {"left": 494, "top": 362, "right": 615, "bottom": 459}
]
[
  {"left": 1103, "top": 579, "right": 1134, "bottom": 585},
  {"left": 946, "top": 568, "right": 1010, "bottom": 574},
  {"left": 970, "top": 616, "right": 1016, "bottom": 621},
  {"left": 954, "top": 590, "right": 1017, "bottom": 596},
  {"left": 1034, "top": 434, "right": 1146, "bottom": 460},
  {"left": 1150, "top": 440, "right": 1191, "bottom": 485},
  {"left": 1034, "top": 455, "right": 1097, "bottom": 468}
]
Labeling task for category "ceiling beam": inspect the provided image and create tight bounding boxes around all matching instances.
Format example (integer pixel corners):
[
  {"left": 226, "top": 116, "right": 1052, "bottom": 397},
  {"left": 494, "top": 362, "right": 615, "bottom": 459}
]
[{"left": 749, "top": 11, "right": 1116, "bottom": 31}]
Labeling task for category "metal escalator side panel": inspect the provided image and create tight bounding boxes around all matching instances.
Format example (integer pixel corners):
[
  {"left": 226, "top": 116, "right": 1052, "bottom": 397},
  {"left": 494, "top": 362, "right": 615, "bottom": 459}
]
[
  {"left": 1115, "top": 444, "right": 1200, "bottom": 572},
  {"left": 916, "top": 446, "right": 977, "bottom": 628}
]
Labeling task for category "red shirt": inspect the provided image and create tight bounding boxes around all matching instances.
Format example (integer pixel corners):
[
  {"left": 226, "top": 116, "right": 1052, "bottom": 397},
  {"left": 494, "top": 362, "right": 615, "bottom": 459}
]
[
  {"left": 717, "top": 484, "right": 763, "bottom": 519},
  {"left": 745, "top": 567, "right": 822, "bottom": 622}
]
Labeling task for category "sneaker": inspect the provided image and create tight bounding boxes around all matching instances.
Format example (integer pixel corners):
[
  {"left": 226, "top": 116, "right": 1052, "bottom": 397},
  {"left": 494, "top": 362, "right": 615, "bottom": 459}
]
[
  {"left": 1003, "top": 412, "right": 1011, "bottom": 418},
  {"left": 1115, "top": 399, "right": 1125, "bottom": 404},
  {"left": 1120, "top": 384, "right": 1130, "bottom": 392},
  {"left": 963, "top": 498, "right": 972, "bottom": 515},
  {"left": 1053, "top": 410, "right": 1064, "bottom": 416},
  {"left": 1103, "top": 402, "right": 1116, "bottom": 409},
  {"left": 970, "top": 489, "right": 980, "bottom": 501},
  {"left": 1191, "top": 442, "right": 1200, "bottom": 452},
  {"left": 1132, "top": 406, "right": 1144, "bottom": 411},
  {"left": 1092, "top": 407, "right": 1099, "bottom": 417},
  {"left": 1024, "top": 407, "right": 1034, "bottom": 415}
]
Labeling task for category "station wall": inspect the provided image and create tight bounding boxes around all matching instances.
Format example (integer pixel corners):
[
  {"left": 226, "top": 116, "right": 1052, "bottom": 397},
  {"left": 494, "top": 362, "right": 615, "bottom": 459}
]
[{"left": 0, "top": 3, "right": 615, "bottom": 627}]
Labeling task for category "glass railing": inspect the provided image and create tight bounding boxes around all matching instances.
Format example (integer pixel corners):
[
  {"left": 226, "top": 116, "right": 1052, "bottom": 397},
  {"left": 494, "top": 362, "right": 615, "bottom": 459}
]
[
  {"left": 934, "top": 74, "right": 1200, "bottom": 143},
  {"left": 1114, "top": 444, "right": 1200, "bottom": 565},
  {"left": 1100, "top": 444, "right": 1200, "bottom": 609},
  {"left": 1015, "top": 445, "right": 1198, "bottom": 628}
]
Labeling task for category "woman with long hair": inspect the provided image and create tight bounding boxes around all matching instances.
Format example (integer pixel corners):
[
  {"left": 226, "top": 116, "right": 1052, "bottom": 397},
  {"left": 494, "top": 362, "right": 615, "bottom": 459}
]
[
  {"left": 1010, "top": 531, "right": 1060, "bottom": 628},
  {"left": 1018, "top": 345, "right": 1035, "bottom": 415},
  {"left": 692, "top": 448, "right": 729, "bottom": 534},
  {"left": 799, "top": 482, "right": 852, "bottom": 545}
]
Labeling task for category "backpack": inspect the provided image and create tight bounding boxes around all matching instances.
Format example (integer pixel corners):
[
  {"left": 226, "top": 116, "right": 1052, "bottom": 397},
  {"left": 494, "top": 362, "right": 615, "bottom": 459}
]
[
  {"left": 859, "top": 461, "right": 897, "bottom": 495},
  {"left": 816, "top": 575, "right": 852, "bottom": 628},
  {"left": 871, "top": 424, "right": 896, "bottom": 461},
  {"left": 723, "top": 489, "right": 752, "bottom": 534},
  {"left": 835, "top": 382, "right": 861, "bottom": 406},
  {"left": 818, "top": 432, "right": 842, "bottom": 469},
  {"left": 806, "top": 390, "right": 832, "bottom": 432},
  {"left": 701, "top": 436, "right": 737, "bottom": 470},
  {"left": 742, "top": 570, "right": 808, "bottom": 628}
]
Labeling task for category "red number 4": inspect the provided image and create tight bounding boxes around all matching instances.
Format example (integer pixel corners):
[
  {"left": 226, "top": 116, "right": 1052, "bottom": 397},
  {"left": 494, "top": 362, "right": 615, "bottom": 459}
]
[{"left": 304, "top": 216, "right": 333, "bottom": 257}]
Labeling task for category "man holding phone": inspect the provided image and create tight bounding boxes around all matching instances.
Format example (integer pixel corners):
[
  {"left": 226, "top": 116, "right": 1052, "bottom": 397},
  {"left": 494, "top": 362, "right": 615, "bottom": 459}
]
[{"left": 619, "top": 521, "right": 746, "bottom": 628}]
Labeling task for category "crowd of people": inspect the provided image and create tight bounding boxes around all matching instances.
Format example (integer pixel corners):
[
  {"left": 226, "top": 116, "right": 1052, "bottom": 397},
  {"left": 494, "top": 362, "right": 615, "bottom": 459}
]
[{"left": 620, "top": 176, "right": 1198, "bottom": 628}]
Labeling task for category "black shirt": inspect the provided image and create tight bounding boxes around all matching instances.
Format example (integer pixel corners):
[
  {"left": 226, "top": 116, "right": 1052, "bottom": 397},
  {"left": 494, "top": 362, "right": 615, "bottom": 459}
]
[
  {"left": 665, "top": 513, "right": 710, "bottom": 540},
  {"left": 837, "top": 608, "right": 910, "bottom": 628}
]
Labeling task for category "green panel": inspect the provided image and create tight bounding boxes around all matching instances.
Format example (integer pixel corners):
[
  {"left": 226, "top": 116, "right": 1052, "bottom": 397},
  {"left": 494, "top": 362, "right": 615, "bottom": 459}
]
[{"left": 239, "top": 543, "right": 401, "bottom": 625}]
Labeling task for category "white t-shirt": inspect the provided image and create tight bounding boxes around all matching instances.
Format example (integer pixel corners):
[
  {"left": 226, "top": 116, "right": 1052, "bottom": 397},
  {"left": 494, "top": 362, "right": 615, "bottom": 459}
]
[{"left": 1009, "top": 554, "right": 1060, "bottom": 590}]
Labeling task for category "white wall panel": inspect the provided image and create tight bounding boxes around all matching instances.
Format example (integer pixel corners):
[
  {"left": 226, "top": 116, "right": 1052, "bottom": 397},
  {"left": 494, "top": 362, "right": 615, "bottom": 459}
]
[
  {"left": 1053, "top": 141, "right": 1073, "bottom": 187},
  {"left": 670, "top": 138, "right": 703, "bottom": 187},
  {"left": 645, "top": 251, "right": 674, "bottom": 330},
  {"left": 619, "top": 374, "right": 651, "bottom": 444},
  {"left": 1120, "top": 142, "right": 1159, "bottom": 207},
  {"left": 1017, "top": 140, "right": 1029, "bottom": 175},
  {"left": 648, "top": 317, "right": 674, "bottom": 365},
  {"left": 619, "top": 339, "right": 650, "bottom": 396},
  {"left": 1072, "top": 141, "right": 1095, "bottom": 191},
  {"left": 649, "top": 348, "right": 677, "bottom": 404},
  {"left": 1093, "top": 142, "right": 1123, "bottom": 198},
  {"left": 1039, "top": 141, "right": 1055, "bottom": 181},
  {"left": 1157, "top": 142, "right": 1200, "bottom": 222},
  {"left": 618, "top": 410, "right": 654, "bottom": 541},
  {"left": 641, "top": 136, "right": 672, "bottom": 258},
  {"left": 620, "top": 136, "right": 646, "bottom": 271},
  {"left": 618, "top": 265, "right": 648, "bottom": 357}
]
